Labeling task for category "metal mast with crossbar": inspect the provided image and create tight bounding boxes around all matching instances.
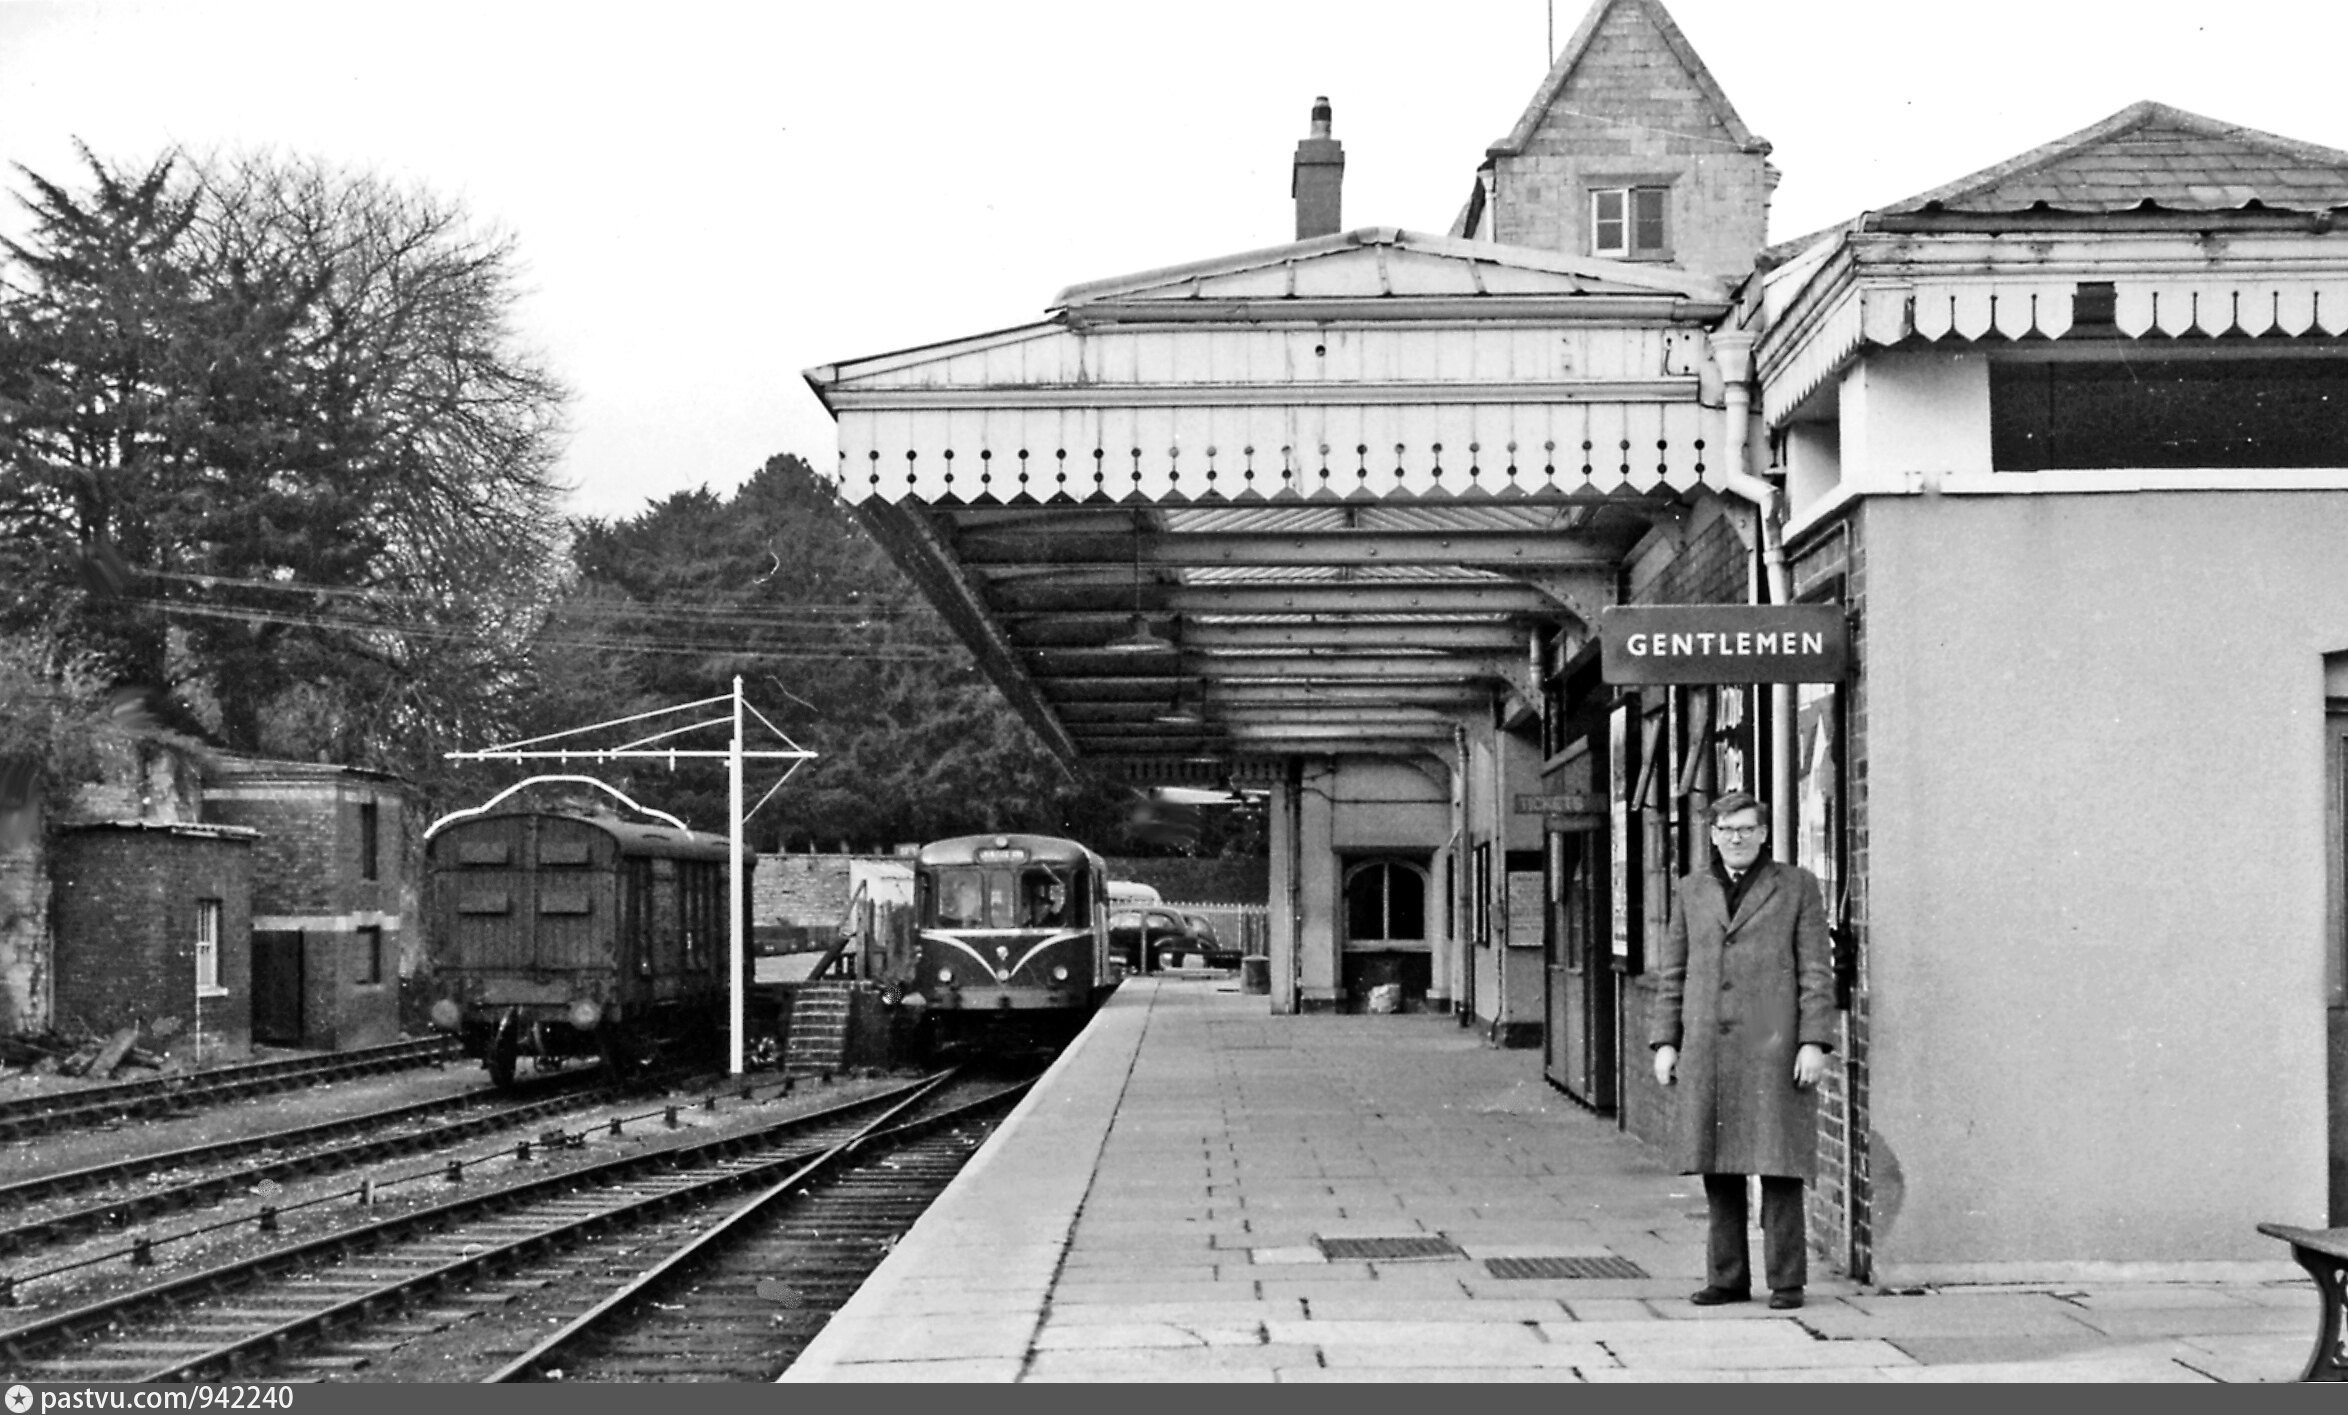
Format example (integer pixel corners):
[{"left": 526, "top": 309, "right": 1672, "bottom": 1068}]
[{"left": 442, "top": 677, "right": 815, "bottom": 1073}]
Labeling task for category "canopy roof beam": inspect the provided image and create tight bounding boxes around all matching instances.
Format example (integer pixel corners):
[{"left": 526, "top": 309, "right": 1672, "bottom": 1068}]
[{"left": 950, "top": 529, "right": 1623, "bottom": 570}]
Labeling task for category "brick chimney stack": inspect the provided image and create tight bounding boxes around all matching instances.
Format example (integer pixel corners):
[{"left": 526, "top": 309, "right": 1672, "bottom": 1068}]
[{"left": 1292, "top": 96, "right": 1344, "bottom": 240}]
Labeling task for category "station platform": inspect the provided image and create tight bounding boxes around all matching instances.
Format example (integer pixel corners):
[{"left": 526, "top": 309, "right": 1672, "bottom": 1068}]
[{"left": 782, "top": 977, "right": 2311, "bottom": 1383}]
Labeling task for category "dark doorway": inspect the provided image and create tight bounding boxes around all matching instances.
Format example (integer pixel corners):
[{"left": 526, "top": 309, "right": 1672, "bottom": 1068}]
[
  {"left": 252, "top": 930, "right": 304, "bottom": 1046},
  {"left": 1547, "top": 827, "right": 1617, "bottom": 1112}
]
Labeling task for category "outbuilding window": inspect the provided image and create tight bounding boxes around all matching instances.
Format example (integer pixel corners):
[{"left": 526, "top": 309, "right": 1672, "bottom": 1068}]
[
  {"left": 1592, "top": 187, "right": 1668, "bottom": 259},
  {"left": 195, "top": 898, "right": 225, "bottom": 996},
  {"left": 356, "top": 924, "right": 383, "bottom": 985}
]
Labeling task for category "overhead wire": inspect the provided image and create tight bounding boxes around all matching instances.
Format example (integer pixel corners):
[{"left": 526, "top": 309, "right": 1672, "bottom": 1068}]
[{"left": 146, "top": 598, "right": 969, "bottom": 665}]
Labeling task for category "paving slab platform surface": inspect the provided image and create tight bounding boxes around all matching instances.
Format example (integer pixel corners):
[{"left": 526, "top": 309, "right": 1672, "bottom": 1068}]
[{"left": 782, "top": 978, "right": 2315, "bottom": 1383}]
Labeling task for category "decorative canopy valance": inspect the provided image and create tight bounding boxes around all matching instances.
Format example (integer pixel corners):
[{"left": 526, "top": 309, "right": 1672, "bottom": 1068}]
[
  {"left": 1761, "top": 275, "right": 2348, "bottom": 424},
  {"left": 831, "top": 398, "right": 1718, "bottom": 504}
]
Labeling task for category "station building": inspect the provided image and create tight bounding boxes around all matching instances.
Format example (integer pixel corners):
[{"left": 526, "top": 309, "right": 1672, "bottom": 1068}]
[{"left": 805, "top": 0, "right": 2343, "bottom": 1284}]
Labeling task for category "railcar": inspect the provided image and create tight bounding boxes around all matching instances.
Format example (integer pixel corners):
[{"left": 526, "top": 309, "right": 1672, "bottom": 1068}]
[
  {"left": 423, "top": 811, "right": 751, "bottom": 1086},
  {"left": 897, "top": 833, "right": 1114, "bottom": 1051}
]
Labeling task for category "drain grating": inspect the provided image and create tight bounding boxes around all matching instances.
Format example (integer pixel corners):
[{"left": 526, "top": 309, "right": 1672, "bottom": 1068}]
[
  {"left": 1483, "top": 1255, "right": 1650, "bottom": 1280},
  {"left": 1314, "top": 1235, "right": 1465, "bottom": 1261}
]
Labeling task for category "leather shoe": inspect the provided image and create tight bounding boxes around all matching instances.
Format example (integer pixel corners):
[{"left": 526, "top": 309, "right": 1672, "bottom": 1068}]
[
  {"left": 1768, "top": 1289, "right": 1804, "bottom": 1310},
  {"left": 1688, "top": 1286, "right": 1750, "bottom": 1306}
]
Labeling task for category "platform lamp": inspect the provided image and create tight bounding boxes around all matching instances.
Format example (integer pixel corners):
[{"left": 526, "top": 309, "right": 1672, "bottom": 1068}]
[
  {"left": 1154, "top": 682, "right": 1204, "bottom": 725},
  {"left": 1103, "top": 515, "right": 1174, "bottom": 654}
]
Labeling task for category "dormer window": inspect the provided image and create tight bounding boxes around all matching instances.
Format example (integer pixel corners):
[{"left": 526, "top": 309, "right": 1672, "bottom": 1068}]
[{"left": 1592, "top": 186, "right": 1669, "bottom": 259}]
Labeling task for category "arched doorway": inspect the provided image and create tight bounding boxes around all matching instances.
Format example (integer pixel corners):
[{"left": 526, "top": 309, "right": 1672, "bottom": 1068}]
[{"left": 1341, "top": 857, "right": 1431, "bottom": 1012}]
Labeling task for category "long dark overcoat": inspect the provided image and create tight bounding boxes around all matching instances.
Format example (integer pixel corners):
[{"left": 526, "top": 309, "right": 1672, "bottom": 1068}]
[{"left": 1646, "top": 858, "right": 1837, "bottom": 1181}]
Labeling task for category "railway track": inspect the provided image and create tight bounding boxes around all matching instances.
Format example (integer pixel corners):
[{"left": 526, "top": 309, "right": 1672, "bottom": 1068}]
[
  {"left": 0, "top": 1067, "right": 621, "bottom": 1257},
  {"left": 484, "top": 1072, "right": 1031, "bottom": 1383},
  {"left": 0, "top": 1038, "right": 461, "bottom": 1141},
  {"left": 0, "top": 1070, "right": 967, "bottom": 1382}
]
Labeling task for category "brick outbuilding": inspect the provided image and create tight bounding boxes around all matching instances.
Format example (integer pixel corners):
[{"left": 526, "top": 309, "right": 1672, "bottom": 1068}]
[
  {"left": 50, "top": 821, "right": 257, "bottom": 1062},
  {"left": 199, "top": 759, "right": 412, "bottom": 1051}
]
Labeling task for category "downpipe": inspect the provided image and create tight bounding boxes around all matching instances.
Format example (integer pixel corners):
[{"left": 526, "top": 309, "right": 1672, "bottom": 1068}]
[{"left": 1707, "top": 330, "right": 1794, "bottom": 863}]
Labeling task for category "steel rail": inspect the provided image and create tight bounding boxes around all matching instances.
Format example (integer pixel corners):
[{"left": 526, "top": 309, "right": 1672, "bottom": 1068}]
[
  {"left": 0, "top": 1068, "right": 618, "bottom": 1255},
  {"left": 0, "top": 1038, "right": 460, "bottom": 1139},
  {"left": 481, "top": 1074, "right": 1034, "bottom": 1382},
  {"left": 0, "top": 1073, "right": 943, "bottom": 1376},
  {"left": 122, "top": 1071, "right": 964, "bottom": 1385}
]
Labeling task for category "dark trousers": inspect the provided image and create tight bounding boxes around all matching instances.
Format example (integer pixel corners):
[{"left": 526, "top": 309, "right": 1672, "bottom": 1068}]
[{"left": 1703, "top": 1173, "right": 1807, "bottom": 1294}]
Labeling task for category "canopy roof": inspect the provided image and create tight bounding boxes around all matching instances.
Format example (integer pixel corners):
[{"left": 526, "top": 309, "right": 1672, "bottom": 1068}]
[
  {"left": 806, "top": 229, "right": 1739, "bottom": 779},
  {"left": 1756, "top": 103, "right": 2348, "bottom": 425}
]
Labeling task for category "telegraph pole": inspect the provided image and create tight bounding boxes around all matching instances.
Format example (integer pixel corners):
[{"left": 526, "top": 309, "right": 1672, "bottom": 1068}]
[{"left": 729, "top": 676, "right": 748, "bottom": 1071}]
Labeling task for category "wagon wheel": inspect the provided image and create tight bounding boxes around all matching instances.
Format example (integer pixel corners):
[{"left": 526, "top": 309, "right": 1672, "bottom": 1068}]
[{"left": 486, "top": 1010, "right": 521, "bottom": 1089}]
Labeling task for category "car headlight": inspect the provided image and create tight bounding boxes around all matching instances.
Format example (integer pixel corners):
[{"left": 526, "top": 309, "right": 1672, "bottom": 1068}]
[
  {"left": 567, "top": 998, "right": 602, "bottom": 1031},
  {"left": 937, "top": 968, "right": 954, "bottom": 984},
  {"left": 429, "top": 998, "right": 462, "bottom": 1031},
  {"left": 1051, "top": 965, "right": 1070, "bottom": 981}
]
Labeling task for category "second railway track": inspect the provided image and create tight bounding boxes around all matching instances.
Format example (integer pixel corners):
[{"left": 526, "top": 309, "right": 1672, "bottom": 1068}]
[
  {"left": 0, "top": 1066, "right": 1022, "bottom": 1383},
  {"left": 0, "top": 1038, "right": 461, "bottom": 1141},
  {"left": 0, "top": 1066, "right": 637, "bottom": 1258}
]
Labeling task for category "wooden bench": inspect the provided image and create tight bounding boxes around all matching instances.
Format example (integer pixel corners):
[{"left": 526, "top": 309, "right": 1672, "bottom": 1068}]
[{"left": 2258, "top": 1223, "right": 2348, "bottom": 1381}]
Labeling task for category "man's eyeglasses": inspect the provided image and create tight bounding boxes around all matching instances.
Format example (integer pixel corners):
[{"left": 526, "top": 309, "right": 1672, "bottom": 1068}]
[{"left": 1711, "top": 824, "right": 1764, "bottom": 840}]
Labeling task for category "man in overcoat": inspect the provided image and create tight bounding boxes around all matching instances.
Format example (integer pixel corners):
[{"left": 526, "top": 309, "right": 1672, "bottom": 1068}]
[{"left": 1649, "top": 790, "right": 1837, "bottom": 1310}]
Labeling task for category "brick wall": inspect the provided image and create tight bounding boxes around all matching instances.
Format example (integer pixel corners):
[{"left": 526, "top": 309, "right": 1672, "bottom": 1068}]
[
  {"left": 755, "top": 853, "right": 895, "bottom": 935},
  {"left": 1490, "top": 0, "right": 1771, "bottom": 284},
  {"left": 1789, "top": 509, "right": 1868, "bottom": 1281},
  {"left": 0, "top": 831, "right": 48, "bottom": 1034},
  {"left": 67, "top": 741, "right": 201, "bottom": 824},
  {"left": 50, "top": 826, "right": 254, "bottom": 1060}
]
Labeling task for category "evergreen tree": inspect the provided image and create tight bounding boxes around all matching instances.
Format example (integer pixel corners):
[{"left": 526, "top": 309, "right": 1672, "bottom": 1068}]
[{"left": 0, "top": 144, "right": 570, "bottom": 790}]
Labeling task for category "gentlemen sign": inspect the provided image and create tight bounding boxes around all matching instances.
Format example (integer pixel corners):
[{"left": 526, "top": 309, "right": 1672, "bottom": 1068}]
[{"left": 1599, "top": 605, "right": 1848, "bottom": 685}]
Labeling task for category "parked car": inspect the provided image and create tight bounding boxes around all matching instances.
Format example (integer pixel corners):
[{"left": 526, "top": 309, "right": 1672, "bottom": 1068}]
[
  {"left": 1182, "top": 913, "right": 1241, "bottom": 968},
  {"left": 1110, "top": 907, "right": 1211, "bottom": 973}
]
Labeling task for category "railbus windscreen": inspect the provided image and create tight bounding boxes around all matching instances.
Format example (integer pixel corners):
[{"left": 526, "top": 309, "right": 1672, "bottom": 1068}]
[{"left": 921, "top": 848, "right": 1094, "bottom": 930}]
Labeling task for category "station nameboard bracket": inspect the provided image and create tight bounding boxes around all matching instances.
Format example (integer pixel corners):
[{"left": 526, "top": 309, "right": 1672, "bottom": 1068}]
[
  {"left": 1514, "top": 792, "right": 1605, "bottom": 830},
  {"left": 1598, "top": 604, "right": 1849, "bottom": 685}
]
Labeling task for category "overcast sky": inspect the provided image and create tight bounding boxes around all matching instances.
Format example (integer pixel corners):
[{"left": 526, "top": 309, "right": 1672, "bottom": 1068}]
[{"left": 6, "top": 0, "right": 2345, "bottom": 521}]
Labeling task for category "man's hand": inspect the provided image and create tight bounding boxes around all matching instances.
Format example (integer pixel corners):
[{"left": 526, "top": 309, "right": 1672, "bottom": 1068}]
[
  {"left": 1793, "top": 1043, "right": 1825, "bottom": 1089},
  {"left": 1653, "top": 1044, "right": 1677, "bottom": 1087}
]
